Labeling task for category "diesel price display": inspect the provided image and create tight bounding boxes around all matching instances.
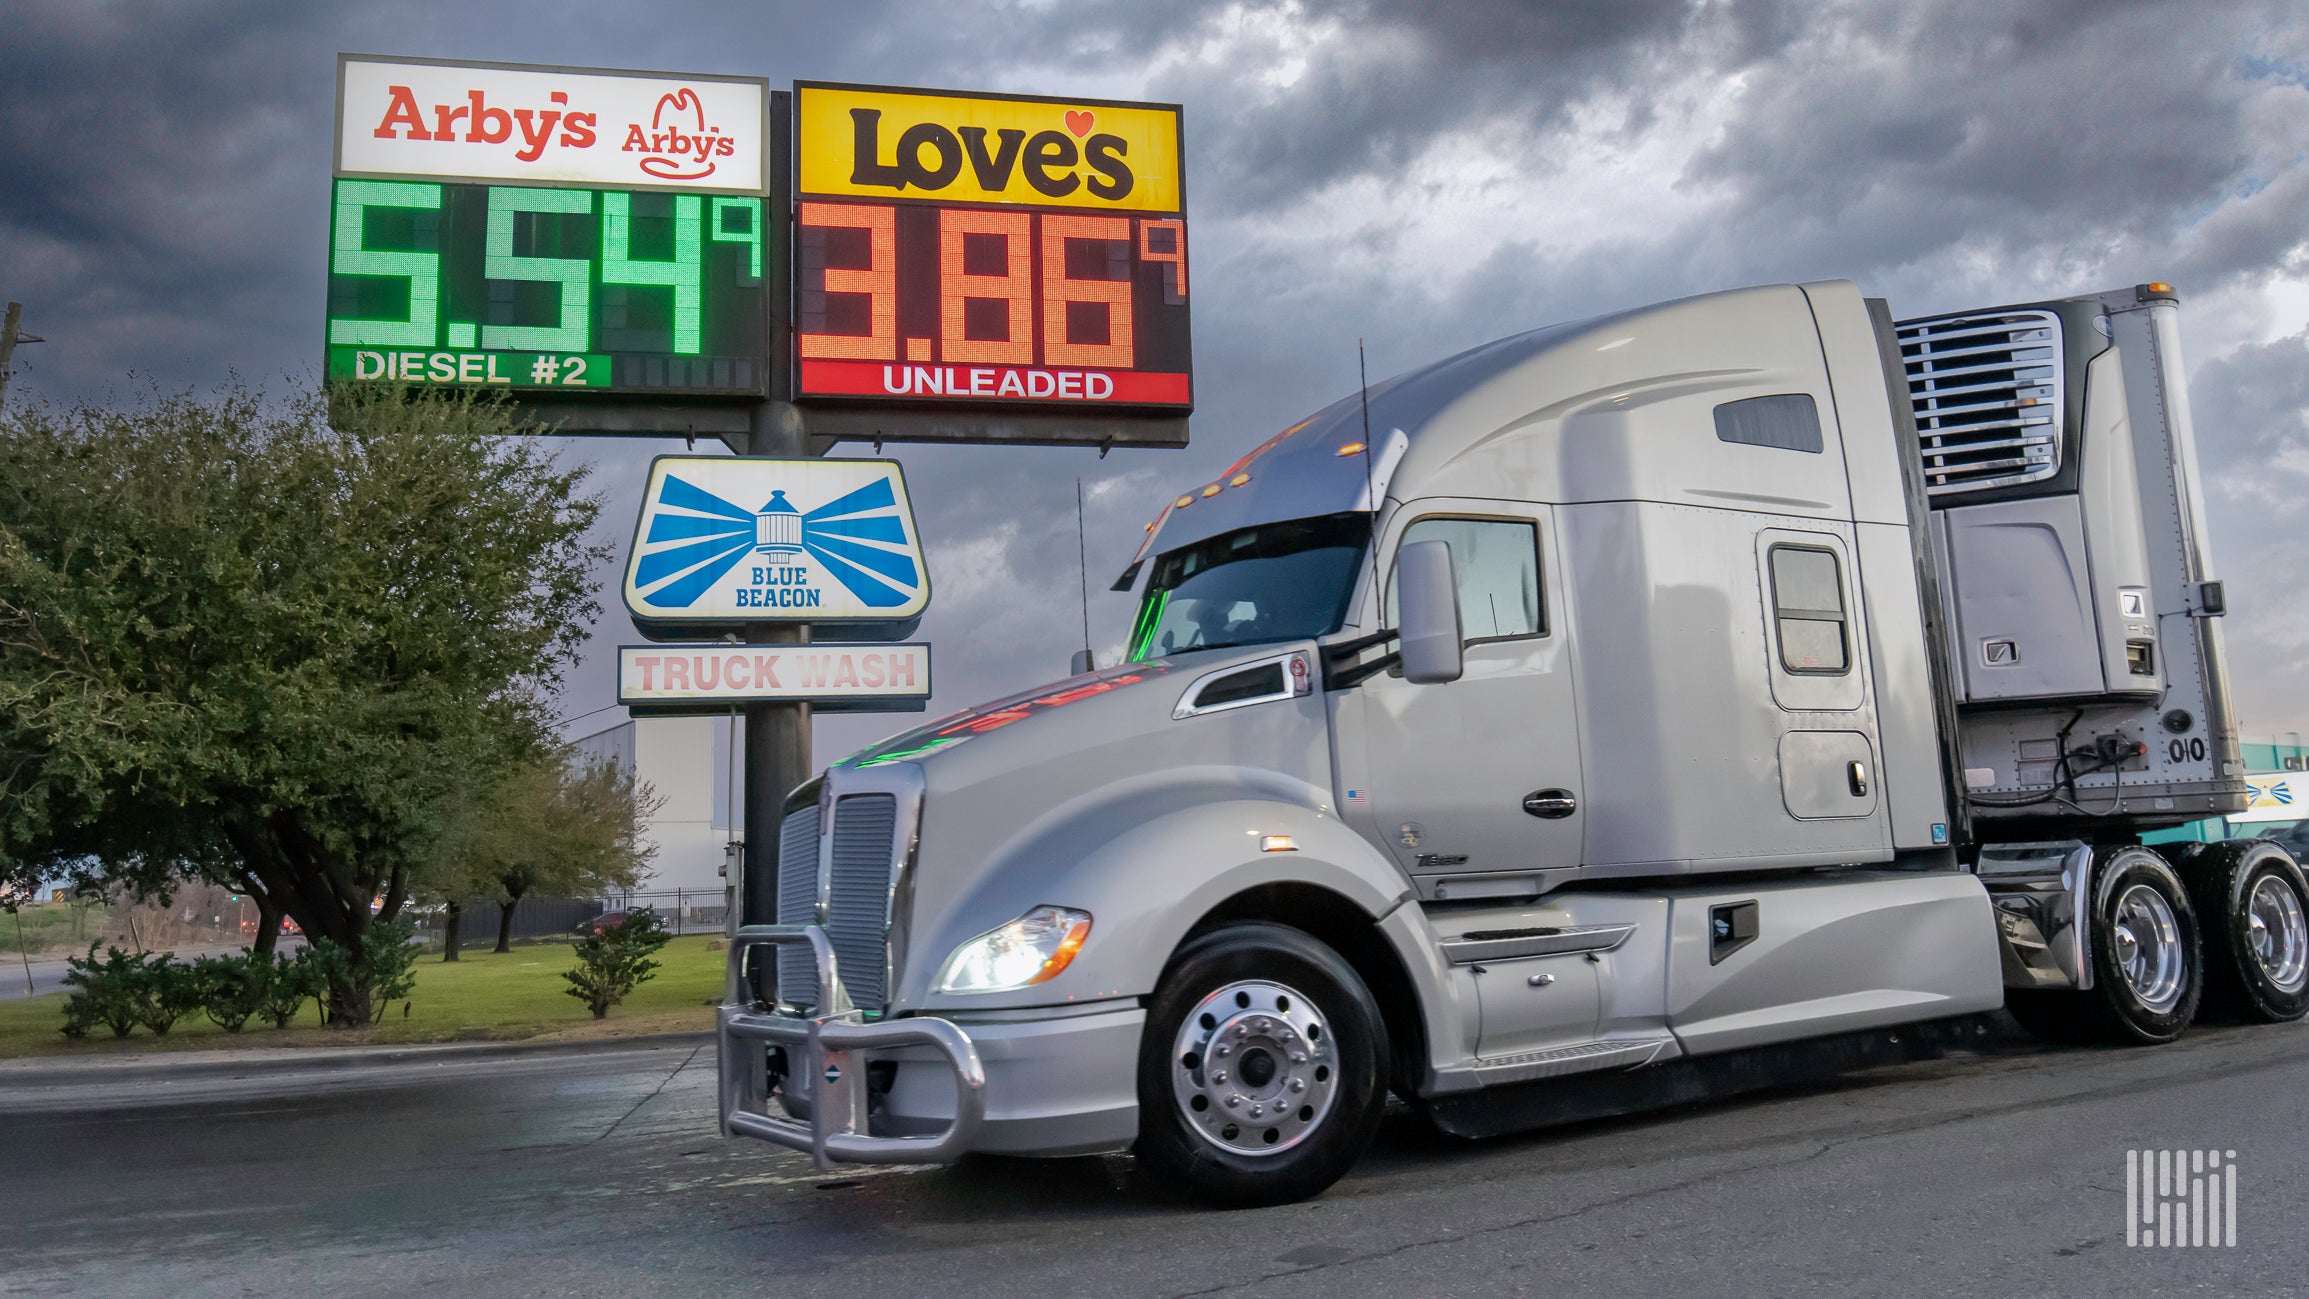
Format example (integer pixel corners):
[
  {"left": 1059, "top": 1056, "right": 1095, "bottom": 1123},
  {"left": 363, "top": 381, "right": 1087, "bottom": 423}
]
[{"left": 324, "top": 177, "right": 770, "bottom": 396}]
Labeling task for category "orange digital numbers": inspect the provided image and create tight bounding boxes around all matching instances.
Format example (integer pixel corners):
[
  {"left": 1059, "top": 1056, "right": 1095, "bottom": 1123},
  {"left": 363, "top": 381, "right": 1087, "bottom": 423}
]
[
  {"left": 1041, "top": 213, "right": 1134, "bottom": 368},
  {"left": 797, "top": 201, "right": 896, "bottom": 361},
  {"left": 938, "top": 209, "right": 1034, "bottom": 365},
  {"left": 791, "top": 200, "right": 1191, "bottom": 409},
  {"left": 1139, "top": 219, "right": 1186, "bottom": 301}
]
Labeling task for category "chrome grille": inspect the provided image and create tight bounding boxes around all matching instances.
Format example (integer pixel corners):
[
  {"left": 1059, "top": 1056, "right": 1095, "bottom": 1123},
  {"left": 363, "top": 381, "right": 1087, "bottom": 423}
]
[
  {"left": 774, "top": 804, "right": 821, "bottom": 1008},
  {"left": 1895, "top": 309, "right": 2063, "bottom": 497},
  {"left": 826, "top": 794, "right": 899, "bottom": 1011}
]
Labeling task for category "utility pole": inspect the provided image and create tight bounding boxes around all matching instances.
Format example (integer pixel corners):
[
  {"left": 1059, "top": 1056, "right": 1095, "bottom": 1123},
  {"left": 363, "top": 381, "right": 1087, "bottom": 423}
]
[
  {"left": 739, "top": 91, "right": 811, "bottom": 997},
  {"left": 0, "top": 302, "right": 42, "bottom": 414}
]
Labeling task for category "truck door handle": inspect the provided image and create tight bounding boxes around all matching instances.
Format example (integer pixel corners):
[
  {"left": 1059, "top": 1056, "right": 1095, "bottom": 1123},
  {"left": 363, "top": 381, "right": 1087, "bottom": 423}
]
[
  {"left": 1847, "top": 761, "right": 1869, "bottom": 797},
  {"left": 1522, "top": 789, "right": 1577, "bottom": 819}
]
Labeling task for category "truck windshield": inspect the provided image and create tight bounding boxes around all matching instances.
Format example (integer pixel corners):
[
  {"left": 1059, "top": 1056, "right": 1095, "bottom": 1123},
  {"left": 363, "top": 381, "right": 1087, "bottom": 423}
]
[{"left": 1127, "top": 512, "right": 1370, "bottom": 661}]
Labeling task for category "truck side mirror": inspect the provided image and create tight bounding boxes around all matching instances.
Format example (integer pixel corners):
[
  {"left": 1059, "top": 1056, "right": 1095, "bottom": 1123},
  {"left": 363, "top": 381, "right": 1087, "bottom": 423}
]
[{"left": 1395, "top": 539, "right": 1464, "bottom": 684}]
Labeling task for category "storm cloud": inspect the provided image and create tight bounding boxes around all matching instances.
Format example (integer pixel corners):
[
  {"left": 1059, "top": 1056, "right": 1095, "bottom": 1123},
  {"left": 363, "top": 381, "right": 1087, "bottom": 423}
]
[{"left": 3, "top": 0, "right": 2306, "bottom": 754}]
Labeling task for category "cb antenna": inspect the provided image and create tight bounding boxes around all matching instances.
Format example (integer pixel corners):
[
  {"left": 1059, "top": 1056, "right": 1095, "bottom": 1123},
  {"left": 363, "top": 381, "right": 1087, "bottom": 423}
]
[
  {"left": 1075, "top": 476, "right": 1094, "bottom": 668},
  {"left": 1357, "top": 339, "right": 1382, "bottom": 624}
]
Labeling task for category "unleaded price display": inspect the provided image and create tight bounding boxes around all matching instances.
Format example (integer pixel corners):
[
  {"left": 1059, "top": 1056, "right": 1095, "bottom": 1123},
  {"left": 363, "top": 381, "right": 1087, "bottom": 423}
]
[
  {"left": 323, "top": 177, "right": 769, "bottom": 396},
  {"left": 792, "top": 199, "right": 1190, "bottom": 408}
]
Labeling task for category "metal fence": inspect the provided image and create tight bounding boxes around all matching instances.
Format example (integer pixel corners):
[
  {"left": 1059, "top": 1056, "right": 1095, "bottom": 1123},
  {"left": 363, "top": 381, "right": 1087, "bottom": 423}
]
[
  {"left": 407, "top": 897, "right": 605, "bottom": 947},
  {"left": 599, "top": 888, "right": 731, "bottom": 937}
]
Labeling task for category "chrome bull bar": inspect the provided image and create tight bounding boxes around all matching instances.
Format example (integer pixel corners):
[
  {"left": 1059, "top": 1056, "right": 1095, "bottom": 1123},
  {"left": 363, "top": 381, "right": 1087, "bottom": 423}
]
[{"left": 718, "top": 924, "right": 987, "bottom": 1168}]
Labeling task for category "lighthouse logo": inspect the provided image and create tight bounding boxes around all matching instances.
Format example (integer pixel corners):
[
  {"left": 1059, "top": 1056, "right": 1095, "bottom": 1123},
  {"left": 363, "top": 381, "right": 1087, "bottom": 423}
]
[{"left": 623, "top": 459, "right": 928, "bottom": 624}]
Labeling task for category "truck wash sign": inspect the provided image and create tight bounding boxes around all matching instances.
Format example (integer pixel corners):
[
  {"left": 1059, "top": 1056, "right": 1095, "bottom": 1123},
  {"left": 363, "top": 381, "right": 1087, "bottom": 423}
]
[
  {"left": 621, "top": 457, "right": 929, "bottom": 630},
  {"left": 617, "top": 643, "right": 931, "bottom": 709},
  {"left": 337, "top": 55, "right": 768, "bottom": 193}
]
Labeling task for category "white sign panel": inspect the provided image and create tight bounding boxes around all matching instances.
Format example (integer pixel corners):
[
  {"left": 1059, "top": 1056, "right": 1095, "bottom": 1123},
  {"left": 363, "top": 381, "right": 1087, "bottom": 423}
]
[
  {"left": 623, "top": 457, "right": 930, "bottom": 628},
  {"left": 619, "top": 644, "right": 931, "bottom": 707},
  {"left": 337, "top": 55, "right": 766, "bottom": 192},
  {"left": 2232, "top": 772, "right": 2306, "bottom": 824}
]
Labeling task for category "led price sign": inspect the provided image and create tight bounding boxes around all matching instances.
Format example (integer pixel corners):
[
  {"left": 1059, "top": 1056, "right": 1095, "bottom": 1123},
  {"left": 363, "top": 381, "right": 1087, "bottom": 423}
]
[
  {"left": 324, "top": 177, "right": 769, "bottom": 396},
  {"left": 793, "top": 84, "right": 1190, "bottom": 412}
]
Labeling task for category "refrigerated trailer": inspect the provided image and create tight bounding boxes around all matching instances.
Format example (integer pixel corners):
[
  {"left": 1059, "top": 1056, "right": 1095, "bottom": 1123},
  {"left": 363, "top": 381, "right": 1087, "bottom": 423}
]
[{"left": 716, "top": 280, "right": 2309, "bottom": 1206}]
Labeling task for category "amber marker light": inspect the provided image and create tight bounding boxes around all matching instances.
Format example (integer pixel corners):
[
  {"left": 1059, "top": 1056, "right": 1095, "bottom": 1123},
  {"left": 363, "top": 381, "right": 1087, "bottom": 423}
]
[
  {"left": 1174, "top": 494, "right": 1194, "bottom": 509},
  {"left": 1201, "top": 483, "right": 1223, "bottom": 497},
  {"left": 1335, "top": 441, "right": 1366, "bottom": 457},
  {"left": 1229, "top": 472, "right": 1252, "bottom": 487},
  {"left": 1260, "top": 835, "right": 1298, "bottom": 853}
]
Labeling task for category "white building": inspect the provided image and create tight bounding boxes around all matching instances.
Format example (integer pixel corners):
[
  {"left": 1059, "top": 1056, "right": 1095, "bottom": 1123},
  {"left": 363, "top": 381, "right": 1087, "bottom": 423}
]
[{"left": 570, "top": 715, "right": 742, "bottom": 896}]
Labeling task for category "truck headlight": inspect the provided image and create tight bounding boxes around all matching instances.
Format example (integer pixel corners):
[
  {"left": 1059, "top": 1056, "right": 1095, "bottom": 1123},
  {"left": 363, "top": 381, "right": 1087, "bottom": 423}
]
[{"left": 934, "top": 906, "right": 1092, "bottom": 993}]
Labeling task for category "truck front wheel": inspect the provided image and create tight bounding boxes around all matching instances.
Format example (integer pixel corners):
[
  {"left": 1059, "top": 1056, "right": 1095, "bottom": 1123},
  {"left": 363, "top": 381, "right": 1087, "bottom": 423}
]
[
  {"left": 2183, "top": 839, "right": 2309, "bottom": 1023},
  {"left": 1135, "top": 922, "right": 1388, "bottom": 1208}
]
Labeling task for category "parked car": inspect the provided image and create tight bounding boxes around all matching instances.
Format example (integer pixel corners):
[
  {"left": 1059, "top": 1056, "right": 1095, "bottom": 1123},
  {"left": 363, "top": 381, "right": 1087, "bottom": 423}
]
[{"left": 574, "top": 911, "right": 629, "bottom": 936}]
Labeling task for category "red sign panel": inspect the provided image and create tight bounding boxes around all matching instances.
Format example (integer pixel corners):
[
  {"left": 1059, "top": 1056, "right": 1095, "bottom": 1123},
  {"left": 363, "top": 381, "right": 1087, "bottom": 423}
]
[{"left": 792, "top": 200, "right": 1191, "bottom": 410}]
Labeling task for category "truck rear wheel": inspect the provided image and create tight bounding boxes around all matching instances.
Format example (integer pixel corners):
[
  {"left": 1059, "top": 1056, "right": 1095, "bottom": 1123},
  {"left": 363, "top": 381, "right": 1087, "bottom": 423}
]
[
  {"left": 2007, "top": 846, "right": 2202, "bottom": 1046},
  {"left": 1135, "top": 922, "right": 1387, "bottom": 1208},
  {"left": 2183, "top": 839, "right": 2309, "bottom": 1023}
]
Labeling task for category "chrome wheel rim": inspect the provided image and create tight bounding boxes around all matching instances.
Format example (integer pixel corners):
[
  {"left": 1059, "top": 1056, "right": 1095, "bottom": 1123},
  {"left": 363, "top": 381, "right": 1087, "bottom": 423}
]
[
  {"left": 2111, "top": 883, "right": 2186, "bottom": 1014},
  {"left": 1171, "top": 979, "right": 1338, "bottom": 1157},
  {"left": 2245, "top": 873, "right": 2309, "bottom": 994}
]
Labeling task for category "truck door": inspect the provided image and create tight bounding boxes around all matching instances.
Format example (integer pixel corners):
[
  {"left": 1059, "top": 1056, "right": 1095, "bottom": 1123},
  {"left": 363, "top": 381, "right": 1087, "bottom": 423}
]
[
  {"left": 1345, "top": 500, "right": 1585, "bottom": 881},
  {"left": 1755, "top": 528, "right": 1890, "bottom": 851}
]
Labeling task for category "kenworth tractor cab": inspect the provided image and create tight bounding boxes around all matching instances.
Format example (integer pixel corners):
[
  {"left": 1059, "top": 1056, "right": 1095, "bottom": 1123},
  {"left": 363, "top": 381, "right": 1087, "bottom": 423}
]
[{"left": 717, "top": 279, "right": 2304, "bottom": 1207}]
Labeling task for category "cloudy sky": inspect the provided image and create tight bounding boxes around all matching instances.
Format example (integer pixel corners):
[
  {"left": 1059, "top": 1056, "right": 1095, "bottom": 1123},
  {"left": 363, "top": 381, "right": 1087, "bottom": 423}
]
[{"left": 5, "top": 0, "right": 2308, "bottom": 771}]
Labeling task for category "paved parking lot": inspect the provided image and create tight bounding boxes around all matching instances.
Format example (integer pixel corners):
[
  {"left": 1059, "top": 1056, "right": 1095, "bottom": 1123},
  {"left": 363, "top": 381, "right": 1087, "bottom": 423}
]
[{"left": 3, "top": 1018, "right": 2305, "bottom": 1297}]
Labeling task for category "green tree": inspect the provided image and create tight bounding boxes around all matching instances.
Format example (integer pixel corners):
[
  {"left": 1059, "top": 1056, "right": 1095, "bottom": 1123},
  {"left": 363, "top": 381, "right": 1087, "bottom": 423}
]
[
  {"left": 563, "top": 910, "right": 672, "bottom": 1019},
  {"left": 0, "top": 384, "right": 606, "bottom": 1024},
  {"left": 417, "top": 757, "right": 661, "bottom": 959}
]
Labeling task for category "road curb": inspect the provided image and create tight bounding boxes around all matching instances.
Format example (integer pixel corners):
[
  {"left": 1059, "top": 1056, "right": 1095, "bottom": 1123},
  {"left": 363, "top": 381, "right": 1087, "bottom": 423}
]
[{"left": 0, "top": 1029, "right": 713, "bottom": 1087}]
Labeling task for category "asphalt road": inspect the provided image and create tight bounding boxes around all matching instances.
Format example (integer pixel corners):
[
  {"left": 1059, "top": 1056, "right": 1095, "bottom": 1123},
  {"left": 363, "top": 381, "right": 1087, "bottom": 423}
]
[{"left": 3, "top": 1018, "right": 2305, "bottom": 1298}]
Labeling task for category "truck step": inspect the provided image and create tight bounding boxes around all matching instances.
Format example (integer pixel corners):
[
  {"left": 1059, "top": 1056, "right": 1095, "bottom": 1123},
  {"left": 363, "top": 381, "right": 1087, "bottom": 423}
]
[{"left": 1439, "top": 1036, "right": 1675, "bottom": 1093}]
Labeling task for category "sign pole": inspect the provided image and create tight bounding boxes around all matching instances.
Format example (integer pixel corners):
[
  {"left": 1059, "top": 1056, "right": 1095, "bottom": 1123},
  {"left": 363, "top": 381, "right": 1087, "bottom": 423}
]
[{"left": 741, "top": 90, "right": 808, "bottom": 953}]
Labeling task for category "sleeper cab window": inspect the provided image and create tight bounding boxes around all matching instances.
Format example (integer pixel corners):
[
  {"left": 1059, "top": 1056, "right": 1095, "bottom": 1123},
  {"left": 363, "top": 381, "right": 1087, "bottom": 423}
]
[
  {"left": 1387, "top": 517, "right": 1544, "bottom": 642},
  {"left": 1715, "top": 393, "right": 1824, "bottom": 453},
  {"left": 1769, "top": 544, "right": 1848, "bottom": 674}
]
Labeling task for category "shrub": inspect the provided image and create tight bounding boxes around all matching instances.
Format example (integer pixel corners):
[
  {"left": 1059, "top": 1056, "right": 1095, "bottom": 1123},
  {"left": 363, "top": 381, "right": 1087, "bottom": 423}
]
[
  {"left": 360, "top": 917, "right": 419, "bottom": 1023},
  {"left": 193, "top": 952, "right": 266, "bottom": 1032},
  {"left": 303, "top": 917, "right": 420, "bottom": 1026},
  {"left": 59, "top": 945, "right": 152, "bottom": 1039},
  {"left": 255, "top": 949, "right": 323, "bottom": 1029},
  {"left": 563, "top": 910, "right": 671, "bottom": 1019},
  {"left": 134, "top": 956, "right": 203, "bottom": 1035}
]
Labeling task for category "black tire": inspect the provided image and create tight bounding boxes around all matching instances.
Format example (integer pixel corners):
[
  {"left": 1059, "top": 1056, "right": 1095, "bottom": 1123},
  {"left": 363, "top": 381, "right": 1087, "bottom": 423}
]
[
  {"left": 2182, "top": 839, "right": 2309, "bottom": 1023},
  {"left": 1134, "top": 922, "right": 1387, "bottom": 1208},
  {"left": 2003, "top": 847, "right": 2201, "bottom": 1046}
]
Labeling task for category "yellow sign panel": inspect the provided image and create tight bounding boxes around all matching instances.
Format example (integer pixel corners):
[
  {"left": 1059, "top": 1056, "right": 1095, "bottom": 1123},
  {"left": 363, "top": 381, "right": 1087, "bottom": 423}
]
[{"left": 796, "top": 83, "right": 1183, "bottom": 213}]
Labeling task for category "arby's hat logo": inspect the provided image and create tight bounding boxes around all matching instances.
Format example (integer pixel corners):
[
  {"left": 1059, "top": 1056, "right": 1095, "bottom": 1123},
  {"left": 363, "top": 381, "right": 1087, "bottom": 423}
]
[{"left": 631, "top": 88, "right": 736, "bottom": 181}]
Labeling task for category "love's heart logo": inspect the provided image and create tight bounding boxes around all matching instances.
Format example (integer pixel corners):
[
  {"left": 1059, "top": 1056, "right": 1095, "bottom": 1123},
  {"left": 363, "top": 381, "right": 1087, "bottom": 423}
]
[{"left": 1064, "top": 109, "right": 1095, "bottom": 138}]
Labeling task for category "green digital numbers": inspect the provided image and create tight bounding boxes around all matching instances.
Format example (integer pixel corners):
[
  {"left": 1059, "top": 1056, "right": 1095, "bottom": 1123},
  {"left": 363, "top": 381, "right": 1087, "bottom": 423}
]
[
  {"left": 711, "top": 198, "right": 764, "bottom": 280},
  {"left": 326, "top": 177, "right": 764, "bottom": 396},
  {"left": 329, "top": 180, "right": 442, "bottom": 347},
  {"left": 602, "top": 192, "right": 703, "bottom": 355},
  {"left": 482, "top": 187, "right": 594, "bottom": 353}
]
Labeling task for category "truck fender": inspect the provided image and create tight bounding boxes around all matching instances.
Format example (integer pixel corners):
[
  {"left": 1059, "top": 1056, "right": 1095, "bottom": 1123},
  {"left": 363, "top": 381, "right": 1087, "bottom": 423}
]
[{"left": 909, "top": 798, "right": 1418, "bottom": 1013}]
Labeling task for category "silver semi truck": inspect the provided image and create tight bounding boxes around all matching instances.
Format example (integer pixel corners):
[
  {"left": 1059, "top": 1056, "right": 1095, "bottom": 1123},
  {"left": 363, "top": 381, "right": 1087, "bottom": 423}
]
[{"left": 717, "top": 280, "right": 2308, "bottom": 1206}]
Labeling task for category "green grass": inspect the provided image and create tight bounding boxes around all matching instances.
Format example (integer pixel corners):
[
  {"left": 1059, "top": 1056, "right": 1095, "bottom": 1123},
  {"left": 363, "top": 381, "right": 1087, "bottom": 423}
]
[{"left": 0, "top": 935, "right": 727, "bottom": 1058}]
